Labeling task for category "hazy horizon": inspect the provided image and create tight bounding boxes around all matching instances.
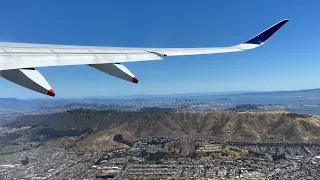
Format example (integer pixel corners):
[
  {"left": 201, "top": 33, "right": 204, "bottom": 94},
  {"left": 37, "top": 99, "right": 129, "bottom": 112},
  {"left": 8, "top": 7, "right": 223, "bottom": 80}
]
[{"left": 1, "top": 87, "right": 320, "bottom": 100}]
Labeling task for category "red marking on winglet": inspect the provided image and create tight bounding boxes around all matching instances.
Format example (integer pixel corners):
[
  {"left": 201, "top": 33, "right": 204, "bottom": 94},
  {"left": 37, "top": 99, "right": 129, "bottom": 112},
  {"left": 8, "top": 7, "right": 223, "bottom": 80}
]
[
  {"left": 132, "top": 77, "right": 139, "bottom": 84},
  {"left": 47, "top": 89, "right": 55, "bottom": 97}
]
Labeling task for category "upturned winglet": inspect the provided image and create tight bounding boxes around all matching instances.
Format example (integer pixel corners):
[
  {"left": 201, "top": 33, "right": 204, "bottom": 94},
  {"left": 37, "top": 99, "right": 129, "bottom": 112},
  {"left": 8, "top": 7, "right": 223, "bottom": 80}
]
[{"left": 244, "top": 19, "right": 290, "bottom": 45}]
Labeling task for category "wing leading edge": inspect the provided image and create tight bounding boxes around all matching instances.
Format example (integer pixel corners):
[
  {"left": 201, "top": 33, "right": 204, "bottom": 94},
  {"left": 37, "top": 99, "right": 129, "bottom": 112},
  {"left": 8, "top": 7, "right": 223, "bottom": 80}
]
[{"left": 0, "top": 19, "right": 289, "bottom": 71}]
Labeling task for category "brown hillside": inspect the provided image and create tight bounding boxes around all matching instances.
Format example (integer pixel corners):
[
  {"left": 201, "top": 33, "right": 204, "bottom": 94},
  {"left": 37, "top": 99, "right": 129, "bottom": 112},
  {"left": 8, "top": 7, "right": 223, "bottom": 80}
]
[{"left": 5, "top": 110, "right": 320, "bottom": 148}]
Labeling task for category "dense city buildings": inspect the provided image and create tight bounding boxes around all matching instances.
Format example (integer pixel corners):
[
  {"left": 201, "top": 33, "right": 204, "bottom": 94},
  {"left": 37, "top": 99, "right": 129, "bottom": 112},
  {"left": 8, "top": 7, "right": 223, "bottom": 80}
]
[
  {"left": 0, "top": 137, "right": 319, "bottom": 179},
  {"left": 1, "top": 96, "right": 320, "bottom": 179}
]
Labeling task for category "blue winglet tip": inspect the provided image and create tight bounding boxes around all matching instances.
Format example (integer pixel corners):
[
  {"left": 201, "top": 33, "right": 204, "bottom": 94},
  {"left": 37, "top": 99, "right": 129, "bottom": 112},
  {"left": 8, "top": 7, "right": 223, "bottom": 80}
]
[{"left": 245, "top": 19, "right": 290, "bottom": 45}]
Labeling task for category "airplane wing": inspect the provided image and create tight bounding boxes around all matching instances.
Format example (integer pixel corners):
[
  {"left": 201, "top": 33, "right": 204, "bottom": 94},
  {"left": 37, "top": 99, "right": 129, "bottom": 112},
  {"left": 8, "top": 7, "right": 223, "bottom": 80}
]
[{"left": 0, "top": 19, "right": 289, "bottom": 97}]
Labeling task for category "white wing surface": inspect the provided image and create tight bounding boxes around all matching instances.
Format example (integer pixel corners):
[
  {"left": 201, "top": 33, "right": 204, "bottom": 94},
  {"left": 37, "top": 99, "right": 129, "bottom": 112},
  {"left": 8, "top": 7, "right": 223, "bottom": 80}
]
[
  {"left": 0, "top": 19, "right": 289, "bottom": 71},
  {"left": 0, "top": 19, "right": 289, "bottom": 96}
]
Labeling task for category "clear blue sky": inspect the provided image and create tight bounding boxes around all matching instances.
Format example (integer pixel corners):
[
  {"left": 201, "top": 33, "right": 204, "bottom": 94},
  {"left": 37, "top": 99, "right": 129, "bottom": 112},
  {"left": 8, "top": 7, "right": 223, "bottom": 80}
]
[{"left": 0, "top": 0, "right": 320, "bottom": 99}]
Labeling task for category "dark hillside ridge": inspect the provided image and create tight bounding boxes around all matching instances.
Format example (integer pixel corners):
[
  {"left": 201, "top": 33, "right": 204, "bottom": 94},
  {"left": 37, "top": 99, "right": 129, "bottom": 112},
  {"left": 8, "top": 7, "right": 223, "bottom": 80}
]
[{"left": 3, "top": 109, "right": 320, "bottom": 143}]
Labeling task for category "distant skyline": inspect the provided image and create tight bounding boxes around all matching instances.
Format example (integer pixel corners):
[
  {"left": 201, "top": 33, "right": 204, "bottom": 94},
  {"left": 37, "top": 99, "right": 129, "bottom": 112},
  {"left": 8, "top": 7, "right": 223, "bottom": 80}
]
[{"left": 1, "top": 1, "right": 320, "bottom": 98}]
